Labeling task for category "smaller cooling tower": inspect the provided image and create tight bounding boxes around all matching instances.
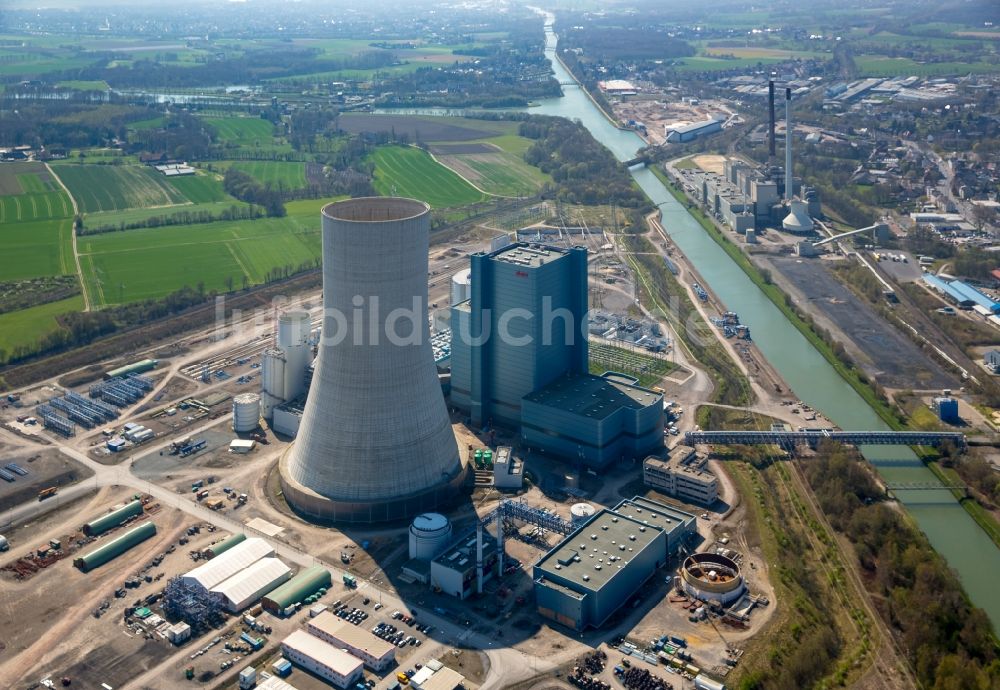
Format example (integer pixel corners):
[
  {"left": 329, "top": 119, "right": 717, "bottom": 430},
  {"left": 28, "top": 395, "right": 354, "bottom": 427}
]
[{"left": 782, "top": 199, "right": 814, "bottom": 234}]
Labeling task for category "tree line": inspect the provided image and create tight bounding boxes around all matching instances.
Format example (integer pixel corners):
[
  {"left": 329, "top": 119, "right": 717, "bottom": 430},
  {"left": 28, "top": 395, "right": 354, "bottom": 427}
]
[
  {"left": 803, "top": 444, "right": 1000, "bottom": 690},
  {"left": 223, "top": 167, "right": 285, "bottom": 217},
  {"left": 78, "top": 204, "right": 267, "bottom": 236},
  {"left": 520, "top": 116, "right": 646, "bottom": 206}
]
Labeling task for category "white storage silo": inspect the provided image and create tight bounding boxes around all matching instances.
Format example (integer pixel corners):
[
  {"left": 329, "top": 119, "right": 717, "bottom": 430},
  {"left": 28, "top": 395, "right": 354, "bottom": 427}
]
[
  {"left": 570, "top": 503, "right": 597, "bottom": 528},
  {"left": 233, "top": 393, "right": 261, "bottom": 433},
  {"left": 260, "top": 349, "right": 286, "bottom": 419},
  {"left": 408, "top": 512, "right": 452, "bottom": 560},
  {"left": 450, "top": 268, "right": 472, "bottom": 306}
]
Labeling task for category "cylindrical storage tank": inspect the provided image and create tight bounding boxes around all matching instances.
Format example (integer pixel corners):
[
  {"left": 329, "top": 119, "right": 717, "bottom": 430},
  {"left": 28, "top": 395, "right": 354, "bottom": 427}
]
[
  {"left": 570, "top": 503, "right": 597, "bottom": 528},
  {"left": 233, "top": 393, "right": 261, "bottom": 432},
  {"left": 280, "top": 198, "right": 465, "bottom": 523},
  {"left": 261, "top": 350, "right": 287, "bottom": 397},
  {"left": 74, "top": 521, "right": 156, "bottom": 572},
  {"left": 680, "top": 552, "right": 746, "bottom": 605},
  {"left": 450, "top": 268, "right": 472, "bottom": 306},
  {"left": 408, "top": 512, "right": 452, "bottom": 560},
  {"left": 278, "top": 309, "right": 311, "bottom": 350}
]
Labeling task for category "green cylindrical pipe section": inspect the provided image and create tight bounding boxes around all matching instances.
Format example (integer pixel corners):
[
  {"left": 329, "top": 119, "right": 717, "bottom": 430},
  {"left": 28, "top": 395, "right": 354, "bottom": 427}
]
[
  {"left": 83, "top": 499, "right": 144, "bottom": 537},
  {"left": 74, "top": 521, "right": 156, "bottom": 572},
  {"left": 208, "top": 532, "right": 246, "bottom": 558}
]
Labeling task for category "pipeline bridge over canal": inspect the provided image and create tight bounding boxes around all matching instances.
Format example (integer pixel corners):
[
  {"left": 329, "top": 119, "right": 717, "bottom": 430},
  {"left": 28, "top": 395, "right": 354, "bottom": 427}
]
[{"left": 684, "top": 429, "right": 967, "bottom": 451}]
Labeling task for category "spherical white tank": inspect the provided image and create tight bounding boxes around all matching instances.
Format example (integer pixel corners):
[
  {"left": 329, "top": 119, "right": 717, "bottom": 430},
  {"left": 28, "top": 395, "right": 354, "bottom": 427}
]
[
  {"left": 233, "top": 393, "right": 261, "bottom": 432},
  {"left": 408, "top": 512, "right": 452, "bottom": 560},
  {"left": 570, "top": 503, "right": 597, "bottom": 527},
  {"left": 450, "top": 268, "right": 472, "bottom": 306}
]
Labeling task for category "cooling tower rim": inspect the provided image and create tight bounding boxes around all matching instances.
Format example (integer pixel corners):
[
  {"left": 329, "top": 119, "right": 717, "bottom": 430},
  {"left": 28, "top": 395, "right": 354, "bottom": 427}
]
[{"left": 322, "top": 196, "right": 430, "bottom": 223}]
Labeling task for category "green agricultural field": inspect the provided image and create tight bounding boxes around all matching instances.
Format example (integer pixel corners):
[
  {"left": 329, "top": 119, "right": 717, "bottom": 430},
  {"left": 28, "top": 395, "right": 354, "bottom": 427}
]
[
  {"left": 0, "top": 218, "right": 75, "bottom": 282},
  {"left": 855, "top": 55, "right": 1000, "bottom": 76},
  {"left": 56, "top": 80, "right": 110, "bottom": 91},
  {"left": 78, "top": 197, "right": 344, "bottom": 306},
  {"left": 52, "top": 164, "right": 188, "bottom": 213},
  {"left": 370, "top": 146, "right": 485, "bottom": 208},
  {"left": 82, "top": 200, "right": 252, "bottom": 231},
  {"left": 0, "top": 191, "right": 72, "bottom": 223},
  {"left": 204, "top": 117, "right": 276, "bottom": 146},
  {"left": 435, "top": 149, "right": 548, "bottom": 197},
  {"left": 164, "top": 173, "right": 228, "bottom": 203},
  {"left": 128, "top": 116, "right": 166, "bottom": 131},
  {"left": 0, "top": 163, "right": 75, "bottom": 282},
  {"left": 228, "top": 161, "right": 307, "bottom": 190},
  {"left": 0, "top": 295, "right": 84, "bottom": 361}
]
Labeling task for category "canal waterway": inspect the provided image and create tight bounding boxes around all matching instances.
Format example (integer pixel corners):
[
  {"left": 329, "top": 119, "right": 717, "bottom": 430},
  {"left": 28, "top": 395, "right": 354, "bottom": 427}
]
[{"left": 527, "top": 12, "right": 1000, "bottom": 627}]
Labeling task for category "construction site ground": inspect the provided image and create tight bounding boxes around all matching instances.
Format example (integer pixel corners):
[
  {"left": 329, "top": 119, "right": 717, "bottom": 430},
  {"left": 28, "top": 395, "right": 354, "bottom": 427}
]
[
  {"left": 0, "top": 446, "right": 93, "bottom": 513},
  {"left": 758, "top": 254, "right": 954, "bottom": 391},
  {"left": 0, "top": 489, "right": 208, "bottom": 689},
  {"left": 610, "top": 94, "right": 735, "bottom": 147}
]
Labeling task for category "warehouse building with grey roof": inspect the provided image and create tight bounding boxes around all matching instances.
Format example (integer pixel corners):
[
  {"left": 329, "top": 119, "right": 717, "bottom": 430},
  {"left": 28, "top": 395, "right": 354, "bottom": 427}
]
[{"left": 533, "top": 496, "right": 695, "bottom": 630}]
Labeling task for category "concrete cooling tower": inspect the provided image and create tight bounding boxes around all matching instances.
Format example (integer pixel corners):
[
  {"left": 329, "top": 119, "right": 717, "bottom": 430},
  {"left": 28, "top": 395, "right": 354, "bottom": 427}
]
[{"left": 279, "top": 198, "right": 466, "bottom": 523}]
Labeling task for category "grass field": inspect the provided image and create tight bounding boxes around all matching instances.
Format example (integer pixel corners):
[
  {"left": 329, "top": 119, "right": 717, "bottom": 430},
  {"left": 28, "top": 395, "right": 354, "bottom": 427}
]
[
  {"left": 370, "top": 146, "right": 485, "bottom": 207},
  {"left": 204, "top": 117, "right": 276, "bottom": 147},
  {"left": 77, "top": 197, "right": 344, "bottom": 306},
  {"left": 163, "top": 173, "right": 228, "bottom": 203},
  {"left": 0, "top": 218, "right": 75, "bottom": 282},
  {"left": 855, "top": 55, "right": 1000, "bottom": 76},
  {"left": 83, "top": 200, "right": 252, "bottom": 229},
  {"left": 227, "top": 161, "right": 307, "bottom": 190},
  {"left": 339, "top": 114, "right": 516, "bottom": 142},
  {"left": 435, "top": 149, "right": 548, "bottom": 197},
  {"left": 52, "top": 164, "right": 188, "bottom": 213},
  {"left": 0, "top": 164, "right": 75, "bottom": 283},
  {"left": 0, "top": 295, "right": 84, "bottom": 359},
  {"left": 56, "top": 80, "right": 110, "bottom": 91}
]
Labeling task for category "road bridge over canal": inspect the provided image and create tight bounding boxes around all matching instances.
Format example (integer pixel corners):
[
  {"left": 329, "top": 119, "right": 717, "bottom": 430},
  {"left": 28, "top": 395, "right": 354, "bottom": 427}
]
[{"left": 684, "top": 429, "right": 967, "bottom": 451}]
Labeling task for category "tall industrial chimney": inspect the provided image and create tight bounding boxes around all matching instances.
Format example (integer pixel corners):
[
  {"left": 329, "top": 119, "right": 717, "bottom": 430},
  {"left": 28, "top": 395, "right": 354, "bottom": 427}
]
[
  {"left": 768, "top": 80, "right": 776, "bottom": 162},
  {"left": 279, "top": 197, "right": 466, "bottom": 523},
  {"left": 784, "top": 87, "right": 793, "bottom": 202}
]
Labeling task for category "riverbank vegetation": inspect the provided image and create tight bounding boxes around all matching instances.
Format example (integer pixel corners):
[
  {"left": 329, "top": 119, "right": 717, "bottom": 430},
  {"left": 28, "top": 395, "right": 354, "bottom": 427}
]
[
  {"left": 520, "top": 116, "right": 645, "bottom": 206},
  {"left": 803, "top": 444, "right": 1000, "bottom": 689},
  {"left": 724, "top": 454, "right": 879, "bottom": 690}
]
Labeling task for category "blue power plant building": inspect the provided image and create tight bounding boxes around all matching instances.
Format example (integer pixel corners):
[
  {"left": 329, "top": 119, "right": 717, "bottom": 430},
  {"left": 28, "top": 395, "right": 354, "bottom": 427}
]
[{"left": 450, "top": 242, "right": 664, "bottom": 468}]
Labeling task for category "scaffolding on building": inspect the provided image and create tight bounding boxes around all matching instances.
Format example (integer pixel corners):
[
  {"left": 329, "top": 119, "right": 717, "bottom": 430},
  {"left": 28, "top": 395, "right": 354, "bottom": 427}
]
[
  {"left": 162, "top": 576, "right": 224, "bottom": 631},
  {"left": 471, "top": 499, "right": 577, "bottom": 595}
]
